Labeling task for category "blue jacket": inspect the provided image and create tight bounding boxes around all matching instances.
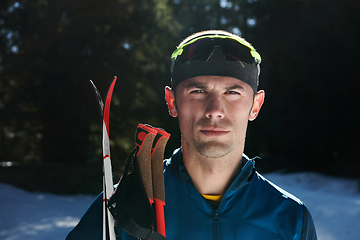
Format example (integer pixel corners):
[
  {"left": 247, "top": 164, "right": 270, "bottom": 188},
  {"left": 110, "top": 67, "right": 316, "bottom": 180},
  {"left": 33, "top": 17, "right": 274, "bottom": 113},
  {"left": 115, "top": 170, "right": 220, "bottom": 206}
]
[{"left": 66, "top": 148, "right": 317, "bottom": 240}]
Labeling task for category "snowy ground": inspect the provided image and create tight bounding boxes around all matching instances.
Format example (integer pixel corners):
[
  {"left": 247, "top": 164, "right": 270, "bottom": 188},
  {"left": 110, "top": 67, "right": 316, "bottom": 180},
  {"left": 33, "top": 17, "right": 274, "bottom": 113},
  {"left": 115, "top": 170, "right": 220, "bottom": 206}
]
[{"left": 0, "top": 172, "right": 359, "bottom": 240}]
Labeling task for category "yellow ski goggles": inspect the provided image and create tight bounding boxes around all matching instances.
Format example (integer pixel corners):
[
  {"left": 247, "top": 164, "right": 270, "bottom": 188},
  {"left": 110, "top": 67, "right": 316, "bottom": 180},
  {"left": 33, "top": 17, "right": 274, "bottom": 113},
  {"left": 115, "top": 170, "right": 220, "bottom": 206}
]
[{"left": 171, "top": 34, "right": 261, "bottom": 65}]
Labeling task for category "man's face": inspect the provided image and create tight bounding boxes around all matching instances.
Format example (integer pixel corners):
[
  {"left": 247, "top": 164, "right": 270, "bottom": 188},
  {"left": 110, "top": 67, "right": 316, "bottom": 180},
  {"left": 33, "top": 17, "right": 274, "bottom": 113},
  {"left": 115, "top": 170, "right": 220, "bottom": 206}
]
[{"left": 165, "top": 76, "right": 264, "bottom": 159}]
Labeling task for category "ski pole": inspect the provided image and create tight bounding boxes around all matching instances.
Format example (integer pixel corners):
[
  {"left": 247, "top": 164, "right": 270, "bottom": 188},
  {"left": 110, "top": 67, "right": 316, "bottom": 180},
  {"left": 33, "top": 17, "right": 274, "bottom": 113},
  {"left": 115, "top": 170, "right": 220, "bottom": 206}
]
[
  {"left": 151, "top": 128, "right": 170, "bottom": 237},
  {"left": 135, "top": 124, "right": 158, "bottom": 205}
]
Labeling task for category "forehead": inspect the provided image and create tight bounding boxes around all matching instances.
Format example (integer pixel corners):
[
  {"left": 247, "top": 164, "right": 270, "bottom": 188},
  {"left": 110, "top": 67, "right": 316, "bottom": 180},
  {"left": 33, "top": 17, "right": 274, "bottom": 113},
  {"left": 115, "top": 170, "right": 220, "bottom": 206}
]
[{"left": 179, "top": 76, "right": 252, "bottom": 90}]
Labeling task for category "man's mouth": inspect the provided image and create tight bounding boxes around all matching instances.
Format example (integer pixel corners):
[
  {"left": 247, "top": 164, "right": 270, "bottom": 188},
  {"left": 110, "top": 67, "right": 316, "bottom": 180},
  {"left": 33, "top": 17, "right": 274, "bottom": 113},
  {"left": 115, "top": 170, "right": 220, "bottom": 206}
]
[{"left": 200, "top": 127, "right": 229, "bottom": 137}]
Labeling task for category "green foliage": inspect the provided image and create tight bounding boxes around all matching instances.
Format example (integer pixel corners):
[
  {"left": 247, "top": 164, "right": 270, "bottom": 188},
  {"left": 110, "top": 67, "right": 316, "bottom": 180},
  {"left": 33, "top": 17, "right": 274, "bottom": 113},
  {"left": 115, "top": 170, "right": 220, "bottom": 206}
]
[{"left": 0, "top": 0, "right": 181, "bottom": 167}]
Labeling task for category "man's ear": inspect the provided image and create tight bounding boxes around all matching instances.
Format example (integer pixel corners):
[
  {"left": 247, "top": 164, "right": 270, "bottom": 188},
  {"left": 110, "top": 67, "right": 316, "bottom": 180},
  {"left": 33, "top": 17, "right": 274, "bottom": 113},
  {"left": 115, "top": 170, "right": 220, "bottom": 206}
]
[
  {"left": 165, "top": 86, "right": 178, "bottom": 117},
  {"left": 249, "top": 90, "right": 265, "bottom": 121}
]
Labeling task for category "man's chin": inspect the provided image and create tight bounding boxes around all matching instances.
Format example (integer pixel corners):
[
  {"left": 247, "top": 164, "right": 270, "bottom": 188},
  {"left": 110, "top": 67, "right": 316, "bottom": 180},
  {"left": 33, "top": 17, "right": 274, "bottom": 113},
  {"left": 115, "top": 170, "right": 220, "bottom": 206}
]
[{"left": 195, "top": 141, "right": 233, "bottom": 158}]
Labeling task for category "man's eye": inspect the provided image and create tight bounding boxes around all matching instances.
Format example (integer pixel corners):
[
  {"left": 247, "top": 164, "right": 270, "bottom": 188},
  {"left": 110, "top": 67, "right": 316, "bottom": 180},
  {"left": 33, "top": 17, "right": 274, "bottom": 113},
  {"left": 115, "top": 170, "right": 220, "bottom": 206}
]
[
  {"left": 227, "top": 91, "right": 240, "bottom": 95},
  {"left": 190, "top": 89, "right": 204, "bottom": 93}
]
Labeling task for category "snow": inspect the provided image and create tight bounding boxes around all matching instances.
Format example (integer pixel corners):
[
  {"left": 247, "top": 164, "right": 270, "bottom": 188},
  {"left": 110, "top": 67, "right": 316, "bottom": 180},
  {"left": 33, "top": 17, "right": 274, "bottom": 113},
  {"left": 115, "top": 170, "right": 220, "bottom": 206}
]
[
  {"left": 264, "top": 172, "right": 360, "bottom": 240},
  {"left": 0, "top": 184, "right": 95, "bottom": 240},
  {"left": 0, "top": 172, "right": 359, "bottom": 240}
]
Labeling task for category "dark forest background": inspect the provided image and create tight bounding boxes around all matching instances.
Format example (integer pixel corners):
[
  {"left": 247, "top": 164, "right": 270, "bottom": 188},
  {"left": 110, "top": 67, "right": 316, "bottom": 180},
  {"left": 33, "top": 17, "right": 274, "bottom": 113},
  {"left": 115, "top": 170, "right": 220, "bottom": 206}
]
[{"left": 0, "top": 0, "right": 359, "bottom": 194}]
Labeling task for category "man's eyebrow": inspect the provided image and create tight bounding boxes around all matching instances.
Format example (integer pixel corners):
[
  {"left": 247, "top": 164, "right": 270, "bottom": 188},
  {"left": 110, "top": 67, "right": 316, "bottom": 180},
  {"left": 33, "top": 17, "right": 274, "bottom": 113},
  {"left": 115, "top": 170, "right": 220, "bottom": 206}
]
[
  {"left": 226, "top": 85, "right": 245, "bottom": 91},
  {"left": 183, "top": 82, "right": 245, "bottom": 91},
  {"left": 184, "top": 82, "right": 208, "bottom": 89}
]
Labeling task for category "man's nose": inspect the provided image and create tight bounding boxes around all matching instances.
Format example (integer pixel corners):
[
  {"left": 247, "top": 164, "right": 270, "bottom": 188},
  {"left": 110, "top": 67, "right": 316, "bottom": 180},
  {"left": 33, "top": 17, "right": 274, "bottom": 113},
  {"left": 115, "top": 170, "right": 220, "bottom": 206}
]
[{"left": 205, "top": 94, "right": 225, "bottom": 119}]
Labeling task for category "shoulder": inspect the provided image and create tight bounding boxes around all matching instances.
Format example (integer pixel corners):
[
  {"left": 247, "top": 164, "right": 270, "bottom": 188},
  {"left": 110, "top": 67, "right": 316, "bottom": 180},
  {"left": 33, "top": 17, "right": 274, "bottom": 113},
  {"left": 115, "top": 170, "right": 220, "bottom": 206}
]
[
  {"left": 253, "top": 172, "right": 303, "bottom": 205},
  {"left": 249, "top": 172, "right": 306, "bottom": 226},
  {"left": 249, "top": 173, "right": 318, "bottom": 239}
]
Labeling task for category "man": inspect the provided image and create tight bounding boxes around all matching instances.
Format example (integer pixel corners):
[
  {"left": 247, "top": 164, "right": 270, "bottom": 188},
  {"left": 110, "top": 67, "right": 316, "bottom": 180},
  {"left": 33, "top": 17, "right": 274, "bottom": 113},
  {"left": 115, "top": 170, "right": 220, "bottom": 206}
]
[{"left": 67, "top": 30, "right": 317, "bottom": 239}]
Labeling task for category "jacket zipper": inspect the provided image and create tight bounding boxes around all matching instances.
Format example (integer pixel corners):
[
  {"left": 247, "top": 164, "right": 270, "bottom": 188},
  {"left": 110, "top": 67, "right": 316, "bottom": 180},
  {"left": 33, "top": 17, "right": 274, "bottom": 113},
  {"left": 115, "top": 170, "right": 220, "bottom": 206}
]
[
  {"left": 211, "top": 159, "right": 252, "bottom": 240},
  {"left": 213, "top": 209, "right": 219, "bottom": 240}
]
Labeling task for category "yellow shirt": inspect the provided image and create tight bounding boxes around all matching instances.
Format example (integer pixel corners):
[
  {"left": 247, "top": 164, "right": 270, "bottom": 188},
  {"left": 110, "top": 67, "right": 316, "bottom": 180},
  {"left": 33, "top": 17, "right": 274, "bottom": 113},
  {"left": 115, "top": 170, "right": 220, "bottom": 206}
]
[{"left": 201, "top": 194, "right": 223, "bottom": 202}]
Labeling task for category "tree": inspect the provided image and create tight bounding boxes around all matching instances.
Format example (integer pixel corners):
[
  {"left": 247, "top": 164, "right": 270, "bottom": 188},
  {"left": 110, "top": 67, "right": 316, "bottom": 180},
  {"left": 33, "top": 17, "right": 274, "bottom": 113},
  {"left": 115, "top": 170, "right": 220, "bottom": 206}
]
[{"left": 0, "top": 0, "right": 181, "bottom": 190}]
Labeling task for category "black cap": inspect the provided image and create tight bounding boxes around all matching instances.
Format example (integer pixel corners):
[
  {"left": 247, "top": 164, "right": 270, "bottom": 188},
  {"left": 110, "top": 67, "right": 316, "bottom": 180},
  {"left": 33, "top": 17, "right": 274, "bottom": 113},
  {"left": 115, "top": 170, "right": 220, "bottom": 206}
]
[{"left": 171, "top": 46, "right": 260, "bottom": 92}]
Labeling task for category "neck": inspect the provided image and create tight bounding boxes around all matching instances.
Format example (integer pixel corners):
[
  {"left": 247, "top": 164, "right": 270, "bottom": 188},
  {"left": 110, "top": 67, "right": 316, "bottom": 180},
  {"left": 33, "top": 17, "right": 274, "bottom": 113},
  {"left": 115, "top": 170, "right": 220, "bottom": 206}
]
[{"left": 182, "top": 140, "right": 244, "bottom": 196}]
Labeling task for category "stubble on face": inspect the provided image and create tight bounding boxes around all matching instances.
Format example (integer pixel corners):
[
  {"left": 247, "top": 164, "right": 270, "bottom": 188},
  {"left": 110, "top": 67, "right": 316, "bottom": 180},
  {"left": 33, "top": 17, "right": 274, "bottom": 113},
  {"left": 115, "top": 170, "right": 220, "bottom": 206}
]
[
  {"left": 175, "top": 76, "right": 254, "bottom": 160},
  {"left": 181, "top": 118, "right": 243, "bottom": 159}
]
